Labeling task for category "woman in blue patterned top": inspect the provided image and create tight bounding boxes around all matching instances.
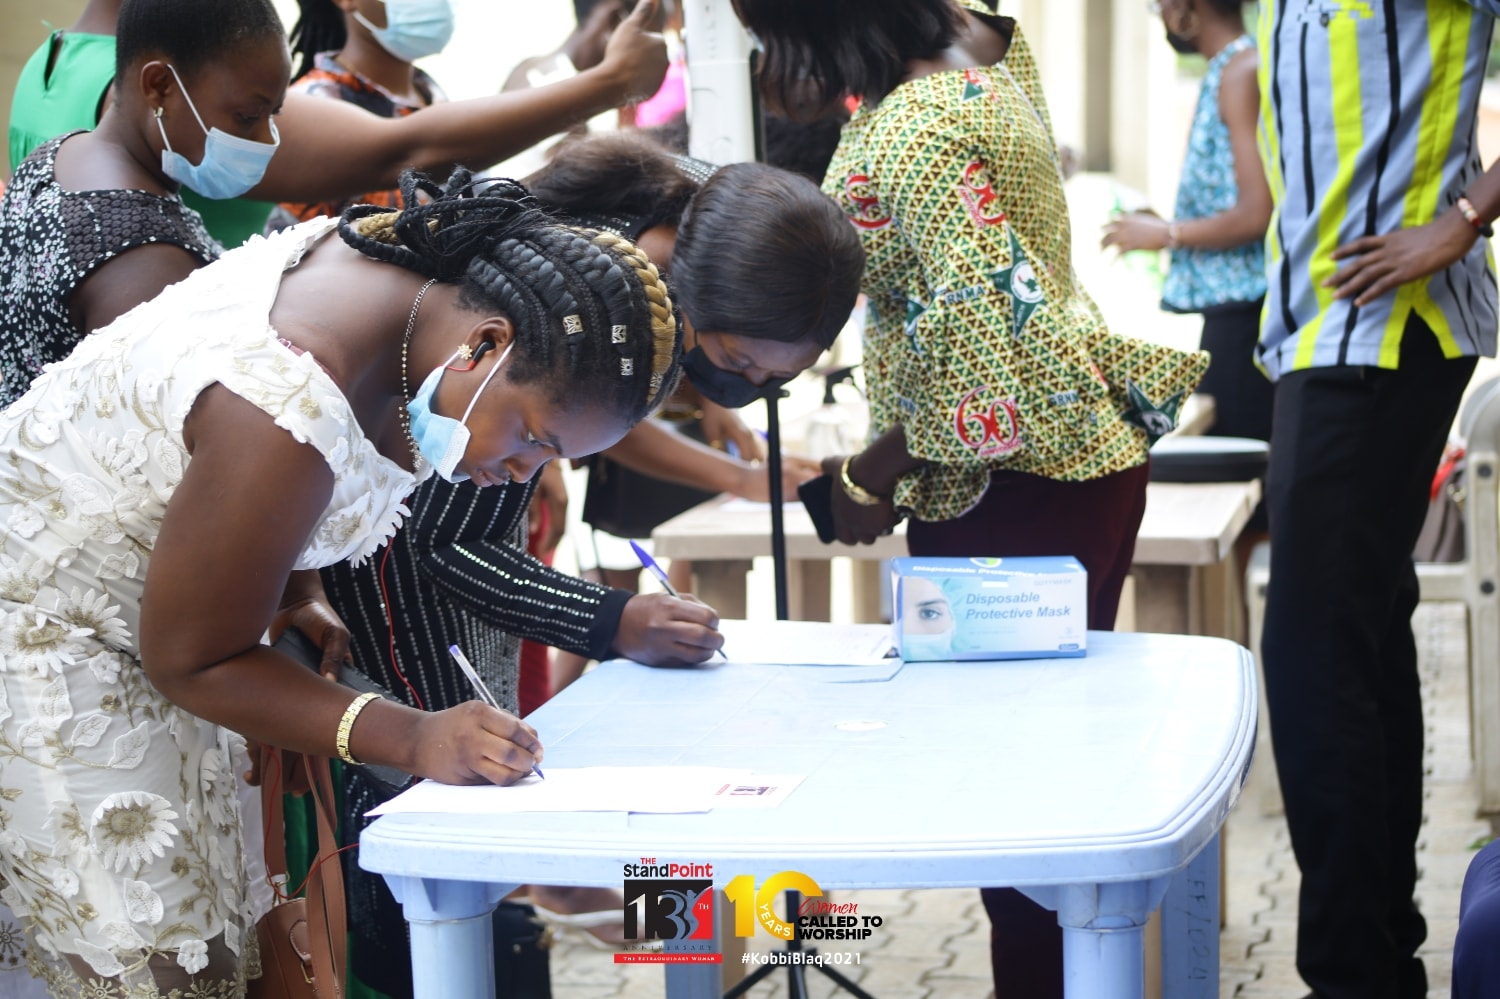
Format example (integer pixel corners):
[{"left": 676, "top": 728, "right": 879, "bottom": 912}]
[{"left": 1102, "top": 0, "right": 1272, "bottom": 443}]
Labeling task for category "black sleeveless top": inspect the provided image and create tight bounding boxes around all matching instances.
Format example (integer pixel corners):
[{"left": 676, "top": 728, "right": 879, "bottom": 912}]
[{"left": 0, "top": 132, "right": 220, "bottom": 409}]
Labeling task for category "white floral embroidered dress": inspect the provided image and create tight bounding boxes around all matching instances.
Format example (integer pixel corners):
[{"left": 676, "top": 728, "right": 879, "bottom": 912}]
[{"left": 0, "top": 218, "right": 423, "bottom": 997}]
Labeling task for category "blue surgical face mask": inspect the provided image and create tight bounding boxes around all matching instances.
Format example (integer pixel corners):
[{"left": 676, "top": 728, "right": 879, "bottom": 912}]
[
  {"left": 901, "top": 630, "right": 954, "bottom": 662},
  {"left": 407, "top": 341, "right": 515, "bottom": 482},
  {"left": 155, "top": 65, "right": 279, "bottom": 200},
  {"left": 354, "top": 0, "right": 456, "bottom": 62}
]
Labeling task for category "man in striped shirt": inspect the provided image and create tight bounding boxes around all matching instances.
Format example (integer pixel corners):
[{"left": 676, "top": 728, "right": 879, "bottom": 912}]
[{"left": 1256, "top": 2, "right": 1499, "bottom": 996}]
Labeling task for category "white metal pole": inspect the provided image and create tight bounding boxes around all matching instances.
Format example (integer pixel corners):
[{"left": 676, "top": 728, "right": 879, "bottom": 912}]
[{"left": 682, "top": 0, "right": 758, "bottom": 165}]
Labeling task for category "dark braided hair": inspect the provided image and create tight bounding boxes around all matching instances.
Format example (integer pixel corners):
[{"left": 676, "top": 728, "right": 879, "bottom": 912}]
[
  {"left": 290, "top": 0, "right": 347, "bottom": 80},
  {"left": 339, "top": 170, "right": 683, "bottom": 426}
]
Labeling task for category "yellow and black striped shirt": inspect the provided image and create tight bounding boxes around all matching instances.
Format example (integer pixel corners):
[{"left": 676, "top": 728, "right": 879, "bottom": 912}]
[{"left": 1257, "top": 0, "right": 1499, "bottom": 378}]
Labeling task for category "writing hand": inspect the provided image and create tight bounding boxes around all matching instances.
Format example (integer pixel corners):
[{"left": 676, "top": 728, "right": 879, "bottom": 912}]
[
  {"left": 411, "top": 702, "right": 543, "bottom": 786},
  {"left": 614, "top": 592, "right": 725, "bottom": 666}
]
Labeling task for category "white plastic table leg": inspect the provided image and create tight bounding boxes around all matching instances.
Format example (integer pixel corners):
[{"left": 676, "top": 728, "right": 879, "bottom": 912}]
[
  {"left": 1160, "top": 831, "right": 1220, "bottom": 999},
  {"left": 1022, "top": 877, "right": 1172, "bottom": 999},
  {"left": 1063, "top": 921, "right": 1145, "bottom": 998},
  {"left": 384, "top": 875, "right": 512, "bottom": 999}
]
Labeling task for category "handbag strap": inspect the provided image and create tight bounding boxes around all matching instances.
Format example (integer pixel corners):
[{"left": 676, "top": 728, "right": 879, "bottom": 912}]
[
  {"left": 258, "top": 746, "right": 347, "bottom": 998},
  {"left": 259, "top": 745, "right": 289, "bottom": 886}
]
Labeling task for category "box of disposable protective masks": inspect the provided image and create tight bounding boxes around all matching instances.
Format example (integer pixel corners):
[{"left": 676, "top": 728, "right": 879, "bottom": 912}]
[{"left": 890, "top": 556, "right": 1087, "bottom": 661}]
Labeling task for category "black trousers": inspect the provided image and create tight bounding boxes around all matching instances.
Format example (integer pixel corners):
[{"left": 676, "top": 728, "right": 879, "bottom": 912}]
[
  {"left": 1198, "top": 298, "right": 1274, "bottom": 443},
  {"left": 1261, "top": 320, "right": 1475, "bottom": 999}
]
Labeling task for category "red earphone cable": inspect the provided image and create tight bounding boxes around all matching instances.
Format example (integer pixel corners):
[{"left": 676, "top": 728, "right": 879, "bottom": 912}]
[{"left": 378, "top": 524, "right": 426, "bottom": 712}]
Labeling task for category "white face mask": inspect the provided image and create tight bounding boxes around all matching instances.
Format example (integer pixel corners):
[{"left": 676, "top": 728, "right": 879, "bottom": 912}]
[
  {"left": 406, "top": 342, "right": 515, "bottom": 482},
  {"left": 354, "top": 0, "right": 456, "bottom": 62},
  {"left": 154, "top": 64, "right": 280, "bottom": 200}
]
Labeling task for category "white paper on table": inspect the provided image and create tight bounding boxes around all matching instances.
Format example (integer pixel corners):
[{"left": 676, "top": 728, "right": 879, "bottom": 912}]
[
  {"left": 366, "top": 766, "right": 753, "bottom": 817},
  {"left": 707, "top": 773, "right": 807, "bottom": 809},
  {"left": 717, "top": 619, "right": 896, "bottom": 666},
  {"left": 780, "top": 660, "right": 905, "bottom": 683}
]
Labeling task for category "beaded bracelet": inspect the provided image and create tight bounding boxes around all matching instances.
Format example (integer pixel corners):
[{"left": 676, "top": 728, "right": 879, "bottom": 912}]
[
  {"left": 336, "top": 692, "right": 381, "bottom": 766},
  {"left": 1166, "top": 221, "right": 1183, "bottom": 250},
  {"left": 1457, "top": 196, "right": 1494, "bottom": 239}
]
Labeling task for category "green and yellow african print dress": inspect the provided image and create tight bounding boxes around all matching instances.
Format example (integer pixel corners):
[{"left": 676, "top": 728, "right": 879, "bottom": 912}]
[{"left": 823, "top": 9, "right": 1209, "bottom": 523}]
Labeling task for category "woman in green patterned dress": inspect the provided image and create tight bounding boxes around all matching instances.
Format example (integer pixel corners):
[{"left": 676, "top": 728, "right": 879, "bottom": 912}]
[{"left": 732, "top": 1, "right": 1209, "bottom": 994}]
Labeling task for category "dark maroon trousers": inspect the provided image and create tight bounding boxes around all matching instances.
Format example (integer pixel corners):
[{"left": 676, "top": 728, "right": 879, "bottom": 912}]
[{"left": 907, "top": 461, "right": 1150, "bottom": 998}]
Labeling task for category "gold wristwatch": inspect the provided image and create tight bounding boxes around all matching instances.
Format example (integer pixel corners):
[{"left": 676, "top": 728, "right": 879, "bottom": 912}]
[{"left": 839, "top": 456, "right": 885, "bottom": 507}]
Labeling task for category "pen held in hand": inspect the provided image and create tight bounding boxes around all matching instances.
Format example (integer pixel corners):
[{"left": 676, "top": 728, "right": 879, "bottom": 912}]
[
  {"left": 447, "top": 644, "right": 544, "bottom": 780},
  {"left": 628, "top": 540, "right": 729, "bottom": 661}
]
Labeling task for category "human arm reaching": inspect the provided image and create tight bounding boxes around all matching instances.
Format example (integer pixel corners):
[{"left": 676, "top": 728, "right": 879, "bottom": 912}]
[
  {"left": 140, "top": 386, "right": 540, "bottom": 785},
  {"left": 603, "top": 417, "right": 818, "bottom": 500},
  {"left": 1101, "top": 48, "right": 1269, "bottom": 254},
  {"left": 407, "top": 475, "right": 724, "bottom": 667},
  {"left": 246, "top": 0, "right": 669, "bottom": 204}
]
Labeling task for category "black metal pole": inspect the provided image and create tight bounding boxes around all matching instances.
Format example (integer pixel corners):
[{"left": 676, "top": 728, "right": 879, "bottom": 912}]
[{"left": 765, "top": 389, "right": 790, "bottom": 621}]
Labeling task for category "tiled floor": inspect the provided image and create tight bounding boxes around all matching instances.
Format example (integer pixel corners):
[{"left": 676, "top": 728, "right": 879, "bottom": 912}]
[{"left": 539, "top": 602, "right": 1490, "bottom": 998}]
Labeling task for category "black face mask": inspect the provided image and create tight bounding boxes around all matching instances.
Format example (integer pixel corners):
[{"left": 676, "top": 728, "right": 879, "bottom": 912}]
[
  {"left": 1165, "top": 29, "right": 1198, "bottom": 55},
  {"left": 681, "top": 345, "right": 792, "bottom": 409}
]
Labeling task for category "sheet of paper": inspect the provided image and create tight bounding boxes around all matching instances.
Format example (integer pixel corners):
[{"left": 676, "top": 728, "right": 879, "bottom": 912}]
[
  {"left": 367, "top": 767, "right": 751, "bottom": 817},
  {"left": 717, "top": 619, "right": 896, "bottom": 667},
  {"left": 707, "top": 773, "right": 807, "bottom": 809},
  {"left": 780, "top": 661, "right": 905, "bottom": 683}
]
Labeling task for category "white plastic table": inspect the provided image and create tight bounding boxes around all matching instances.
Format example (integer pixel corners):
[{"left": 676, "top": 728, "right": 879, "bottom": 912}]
[{"left": 360, "top": 630, "right": 1255, "bottom": 999}]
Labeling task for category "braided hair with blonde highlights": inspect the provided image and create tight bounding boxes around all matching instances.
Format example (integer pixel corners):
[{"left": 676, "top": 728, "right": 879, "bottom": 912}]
[{"left": 339, "top": 169, "right": 683, "bottom": 424}]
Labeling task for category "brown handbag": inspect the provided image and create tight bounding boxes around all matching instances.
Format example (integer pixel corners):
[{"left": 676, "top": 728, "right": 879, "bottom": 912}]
[{"left": 248, "top": 746, "right": 346, "bottom": 999}]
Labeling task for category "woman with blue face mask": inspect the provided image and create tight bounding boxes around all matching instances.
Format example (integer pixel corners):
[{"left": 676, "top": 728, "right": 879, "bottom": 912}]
[
  {"left": 269, "top": 0, "right": 457, "bottom": 230},
  {"left": 0, "top": 168, "right": 704, "bottom": 997},
  {"left": 0, "top": 0, "right": 289, "bottom": 409}
]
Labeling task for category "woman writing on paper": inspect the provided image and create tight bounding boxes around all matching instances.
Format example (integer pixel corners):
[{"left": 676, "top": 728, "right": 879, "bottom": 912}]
[{"left": 0, "top": 169, "right": 695, "bottom": 995}]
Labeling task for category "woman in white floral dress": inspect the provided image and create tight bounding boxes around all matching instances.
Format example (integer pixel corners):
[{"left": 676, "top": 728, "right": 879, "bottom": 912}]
[{"left": 0, "top": 171, "right": 692, "bottom": 998}]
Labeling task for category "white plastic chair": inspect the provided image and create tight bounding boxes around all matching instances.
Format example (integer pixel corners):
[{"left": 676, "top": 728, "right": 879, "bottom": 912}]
[{"left": 1435, "top": 378, "right": 1500, "bottom": 812}]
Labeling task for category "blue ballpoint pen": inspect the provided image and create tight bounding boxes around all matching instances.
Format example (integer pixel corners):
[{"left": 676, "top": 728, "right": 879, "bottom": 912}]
[
  {"left": 629, "top": 540, "right": 729, "bottom": 661},
  {"left": 447, "top": 644, "right": 544, "bottom": 780}
]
